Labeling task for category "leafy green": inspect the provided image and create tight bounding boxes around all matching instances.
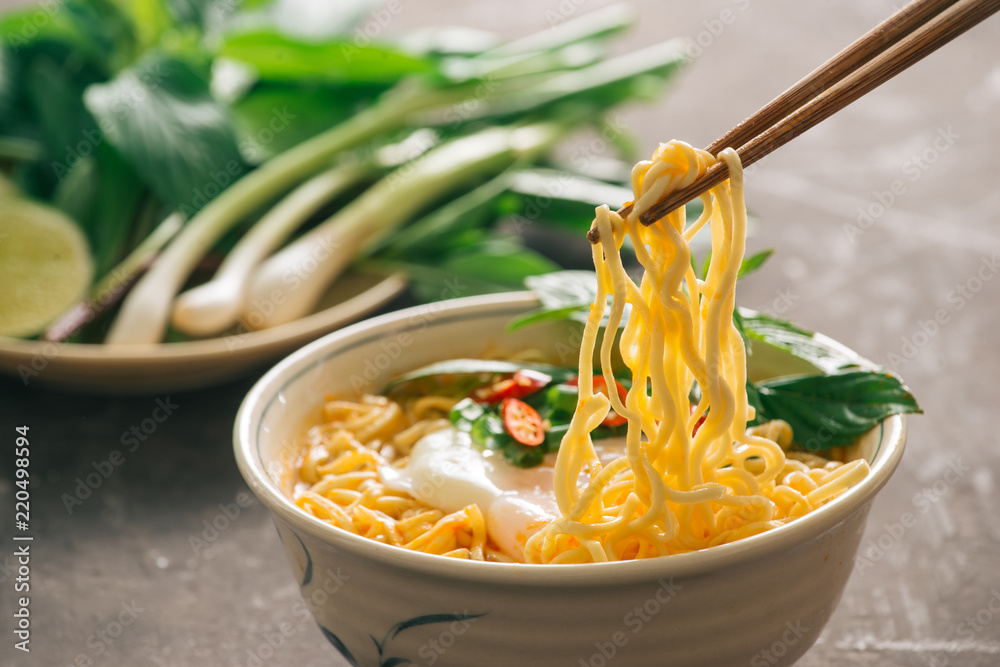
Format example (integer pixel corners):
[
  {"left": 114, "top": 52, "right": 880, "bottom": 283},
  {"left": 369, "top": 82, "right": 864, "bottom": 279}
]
[
  {"left": 738, "top": 248, "right": 774, "bottom": 278},
  {"left": 220, "top": 31, "right": 435, "bottom": 83},
  {"left": 440, "top": 237, "right": 559, "bottom": 286},
  {"left": 507, "top": 270, "right": 620, "bottom": 331},
  {"left": 750, "top": 370, "right": 922, "bottom": 449},
  {"left": 458, "top": 39, "right": 689, "bottom": 123},
  {"left": 509, "top": 269, "right": 921, "bottom": 451},
  {"left": 372, "top": 235, "right": 562, "bottom": 303},
  {"left": 230, "top": 81, "right": 387, "bottom": 162},
  {"left": 449, "top": 396, "right": 487, "bottom": 432},
  {"left": 84, "top": 53, "right": 247, "bottom": 213},
  {"left": 449, "top": 398, "right": 547, "bottom": 468},
  {"left": 697, "top": 247, "right": 772, "bottom": 281},
  {"left": 386, "top": 359, "right": 576, "bottom": 391},
  {"left": 740, "top": 310, "right": 875, "bottom": 375},
  {"left": 375, "top": 170, "right": 513, "bottom": 259}
]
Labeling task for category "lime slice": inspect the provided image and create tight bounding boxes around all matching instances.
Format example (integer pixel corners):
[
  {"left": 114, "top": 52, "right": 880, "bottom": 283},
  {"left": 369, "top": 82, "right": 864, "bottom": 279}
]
[{"left": 0, "top": 196, "right": 94, "bottom": 338}]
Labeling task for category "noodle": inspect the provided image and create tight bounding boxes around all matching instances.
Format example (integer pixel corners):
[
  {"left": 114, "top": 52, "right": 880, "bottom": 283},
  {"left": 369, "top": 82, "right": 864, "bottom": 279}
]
[
  {"left": 524, "top": 141, "right": 868, "bottom": 563},
  {"left": 291, "top": 141, "right": 870, "bottom": 564},
  {"left": 293, "top": 393, "right": 508, "bottom": 560}
]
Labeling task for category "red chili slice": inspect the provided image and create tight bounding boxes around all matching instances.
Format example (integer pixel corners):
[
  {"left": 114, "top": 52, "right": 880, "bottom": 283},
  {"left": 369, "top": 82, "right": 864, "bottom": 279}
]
[
  {"left": 475, "top": 369, "right": 552, "bottom": 404},
  {"left": 568, "top": 375, "right": 629, "bottom": 426},
  {"left": 690, "top": 403, "right": 707, "bottom": 435},
  {"left": 501, "top": 398, "right": 545, "bottom": 446}
]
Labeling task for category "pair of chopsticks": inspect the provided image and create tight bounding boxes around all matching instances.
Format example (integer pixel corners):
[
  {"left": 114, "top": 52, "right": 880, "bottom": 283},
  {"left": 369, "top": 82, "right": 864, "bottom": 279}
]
[{"left": 590, "top": 0, "right": 1000, "bottom": 243}]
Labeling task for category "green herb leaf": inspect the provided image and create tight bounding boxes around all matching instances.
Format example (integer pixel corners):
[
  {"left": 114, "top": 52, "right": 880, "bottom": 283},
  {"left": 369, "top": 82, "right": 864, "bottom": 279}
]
[
  {"left": 220, "top": 31, "right": 435, "bottom": 83},
  {"left": 376, "top": 170, "right": 513, "bottom": 259},
  {"left": 505, "top": 304, "right": 587, "bottom": 332},
  {"left": 471, "top": 38, "right": 689, "bottom": 120},
  {"left": 508, "top": 269, "right": 622, "bottom": 331},
  {"left": 739, "top": 309, "right": 875, "bottom": 376},
  {"left": 507, "top": 168, "right": 633, "bottom": 233},
  {"left": 699, "top": 249, "right": 712, "bottom": 281},
  {"left": 751, "top": 370, "right": 922, "bottom": 449},
  {"left": 449, "top": 398, "right": 486, "bottom": 432},
  {"left": 451, "top": 401, "right": 546, "bottom": 468},
  {"left": 84, "top": 53, "right": 247, "bottom": 213},
  {"left": 439, "top": 237, "right": 560, "bottom": 286},
  {"left": 390, "top": 359, "right": 576, "bottom": 391},
  {"left": 230, "top": 81, "right": 388, "bottom": 163},
  {"left": 738, "top": 248, "right": 774, "bottom": 279}
]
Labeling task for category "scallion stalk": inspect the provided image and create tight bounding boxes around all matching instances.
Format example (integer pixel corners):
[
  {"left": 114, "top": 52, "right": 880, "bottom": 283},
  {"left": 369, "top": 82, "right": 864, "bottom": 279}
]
[
  {"left": 105, "top": 83, "right": 472, "bottom": 344},
  {"left": 240, "top": 122, "right": 565, "bottom": 329},
  {"left": 170, "top": 160, "right": 375, "bottom": 336}
]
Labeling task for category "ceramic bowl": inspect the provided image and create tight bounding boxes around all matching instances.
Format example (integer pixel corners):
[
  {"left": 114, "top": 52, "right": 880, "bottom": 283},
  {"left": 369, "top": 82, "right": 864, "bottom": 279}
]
[{"left": 234, "top": 292, "right": 906, "bottom": 667}]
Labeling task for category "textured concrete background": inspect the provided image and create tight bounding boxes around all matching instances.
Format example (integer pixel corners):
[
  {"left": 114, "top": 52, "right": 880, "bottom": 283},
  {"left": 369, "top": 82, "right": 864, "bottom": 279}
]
[{"left": 2, "top": 0, "right": 999, "bottom": 665}]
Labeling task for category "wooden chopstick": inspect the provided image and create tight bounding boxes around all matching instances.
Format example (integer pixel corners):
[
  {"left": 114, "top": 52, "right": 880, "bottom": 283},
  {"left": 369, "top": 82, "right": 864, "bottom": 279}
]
[
  {"left": 703, "top": 0, "right": 960, "bottom": 157},
  {"left": 592, "top": 0, "right": 999, "bottom": 242}
]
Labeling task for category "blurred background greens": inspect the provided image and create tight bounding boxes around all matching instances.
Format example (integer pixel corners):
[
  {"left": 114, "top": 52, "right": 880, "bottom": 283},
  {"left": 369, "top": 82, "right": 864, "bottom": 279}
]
[{"left": 0, "top": 0, "right": 696, "bottom": 344}]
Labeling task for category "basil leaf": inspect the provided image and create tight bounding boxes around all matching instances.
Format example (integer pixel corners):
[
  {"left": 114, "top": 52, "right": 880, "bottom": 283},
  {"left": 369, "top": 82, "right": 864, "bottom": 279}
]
[
  {"left": 505, "top": 305, "right": 585, "bottom": 332},
  {"left": 737, "top": 248, "right": 774, "bottom": 279},
  {"left": 739, "top": 309, "right": 876, "bottom": 376},
  {"left": 84, "top": 53, "right": 247, "bottom": 213},
  {"left": 751, "top": 370, "right": 922, "bottom": 450},
  {"left": 387, "top": 359, "right": 576, "bottom": 391},
  {"left": 731, "top": 308, "right": 751, "bottom": 355}
]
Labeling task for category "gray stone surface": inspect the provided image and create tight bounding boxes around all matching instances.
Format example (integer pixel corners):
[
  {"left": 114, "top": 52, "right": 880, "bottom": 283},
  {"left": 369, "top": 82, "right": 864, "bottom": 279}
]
[{"left": 2, "top": 0, "right": 999, "bottom": 665}]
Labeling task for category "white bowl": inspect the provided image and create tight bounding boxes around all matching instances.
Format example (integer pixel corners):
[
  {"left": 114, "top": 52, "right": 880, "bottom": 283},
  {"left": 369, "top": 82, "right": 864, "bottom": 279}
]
[{"left": 234, "top": 292, "right": 906, "bottom": 667}]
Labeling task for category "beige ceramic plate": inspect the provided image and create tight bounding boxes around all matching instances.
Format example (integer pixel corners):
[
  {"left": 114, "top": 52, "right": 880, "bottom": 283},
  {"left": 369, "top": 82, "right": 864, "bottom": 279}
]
[{"left": 0, "top": 271, "right": 406, "bottom": 394}]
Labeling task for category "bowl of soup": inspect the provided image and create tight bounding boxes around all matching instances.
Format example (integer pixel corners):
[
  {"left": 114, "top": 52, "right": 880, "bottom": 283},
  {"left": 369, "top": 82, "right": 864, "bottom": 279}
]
[{"left": 234, "top": 291, "right": 906, "bottom": 667}]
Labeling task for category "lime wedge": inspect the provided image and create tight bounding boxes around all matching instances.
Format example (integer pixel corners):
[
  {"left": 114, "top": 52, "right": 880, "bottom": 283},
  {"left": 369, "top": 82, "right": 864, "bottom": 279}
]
[{"left": 0, "top": 196, "right": 94, "bottom": 337}]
